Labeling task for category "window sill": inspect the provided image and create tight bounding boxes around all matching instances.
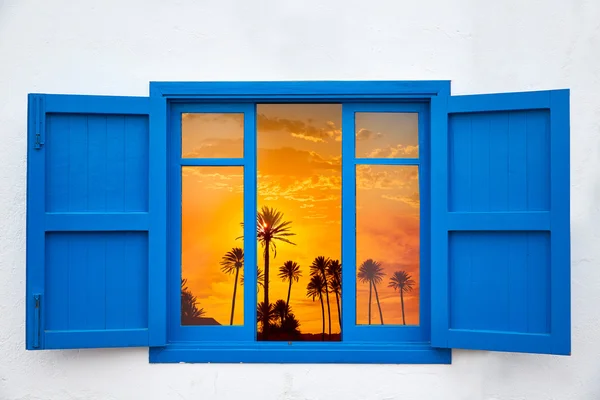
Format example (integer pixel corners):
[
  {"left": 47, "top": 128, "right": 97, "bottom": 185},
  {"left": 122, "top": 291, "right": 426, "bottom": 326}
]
[{"left": 149, "top": 342, "right": 451, "bottom": 364}]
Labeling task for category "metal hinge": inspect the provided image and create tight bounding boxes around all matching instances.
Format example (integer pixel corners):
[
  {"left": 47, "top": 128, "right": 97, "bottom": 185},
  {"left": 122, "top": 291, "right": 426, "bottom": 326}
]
[
  {"left": 34, "top": 132, "right": 44, "bottom": 149},
  {"left": 33, "top": 294, "right": 41, "bottom": 348}
]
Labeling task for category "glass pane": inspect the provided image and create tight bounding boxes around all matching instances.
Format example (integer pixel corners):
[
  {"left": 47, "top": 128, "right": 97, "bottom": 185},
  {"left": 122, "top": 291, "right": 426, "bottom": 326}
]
[
  {"left": 355, "top": 112, "right": 419, "bottom": 158},
  {"left": 181, "top": 113, "right": 244, "bottom": 158},
  {"left": 256, "top": 104, "right": 342, "bottom": 341},
  {"left": 356, "top": 165, "right": 420, "bottom": 325},
  {"left": 181, "top": 166, "right": 244, "bottom": 326}
]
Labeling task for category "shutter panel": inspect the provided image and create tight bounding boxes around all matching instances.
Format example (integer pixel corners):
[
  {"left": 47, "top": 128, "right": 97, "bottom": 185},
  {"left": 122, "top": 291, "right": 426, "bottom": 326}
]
[
  {"left": 431, "top": 90, "right": 570, "bottom": 355},
  {"left": 26, "top": 94, "right": 166, "bottom": 349}
]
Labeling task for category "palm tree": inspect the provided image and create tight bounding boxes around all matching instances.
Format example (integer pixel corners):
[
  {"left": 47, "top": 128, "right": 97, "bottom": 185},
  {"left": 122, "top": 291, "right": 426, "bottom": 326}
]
[
  {"left": 307, "top": 274, "right": 327, "bottom": 341},
  {"left": 280, "top": 312, "right": 301, "bottom": 337},
  {"left": 257, "top": 301, "right": 277, "bottom": 334},
  {"left": 357, "top": 259, "right": 385, "bottom": 325},
  {"left": 278, "top": 261, "right": 302, "bottom": 323},
  {"left": 310, "top": 256, "right": 332, "bottom": 336},
  {"left": 388, "top": 270, "right": 415, "bottom": 325},
  {"left": 273, "top": 299, "right": 290, "bottom": 327},
  {"left": 327, "top": 259, "right": 342, "bottom": 329},
  {"left": 181, "top": 278, "right": 205, "bottom": 325},
  {"left": 256, "top": 206, "right": 296, "bottom": 339},
  {"left": 220, "top": 247, "right": 244, "bottom": 325}
]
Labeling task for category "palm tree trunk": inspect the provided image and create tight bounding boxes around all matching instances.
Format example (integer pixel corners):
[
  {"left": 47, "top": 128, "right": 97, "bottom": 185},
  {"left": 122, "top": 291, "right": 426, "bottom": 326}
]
[
  {"left": 368, "top": 281, "right": 372, "bottom": 325},
  {"left": 263, "top": 243, "right": 270, "bottom": 339},
  {"left": 321, "top": 270, "right": 332, "bottom": 336},
  {"left": 335, "top": 292, "right": 341, "bottom": 329},
  {"left": 373, "top": 282, "right": 384, "bottom": 325},
  {"left": 319, "top": 295, "right": 325, "bottom": 341},
  {"left": 400, "top": 290, "right": 406, "bottom": 325},
  {"left": 284, "top": 278, "right": 292, "bottom": 323},
  {"left": 229, "top": 267, "right": 240, "bottom": 325}
]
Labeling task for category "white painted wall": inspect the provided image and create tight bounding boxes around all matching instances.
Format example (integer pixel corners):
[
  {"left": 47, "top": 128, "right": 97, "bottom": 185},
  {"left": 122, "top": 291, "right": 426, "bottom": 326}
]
[{"left": 0, "top": 0, "right": 597, "bottom": 398}]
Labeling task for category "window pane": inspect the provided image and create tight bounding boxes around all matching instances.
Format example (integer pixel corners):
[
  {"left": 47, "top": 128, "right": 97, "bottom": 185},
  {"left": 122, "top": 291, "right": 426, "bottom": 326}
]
[
  {"left": 256, "top": 104, "right": 342, "bottom": 341},
  {"left": 181, "top": 166, "right": 244, "bottom": 326},
  {"left": 181, "top": 113, "right": 244, "bottom": 158},
  {"left": 356, "top": 165, "right": 420, "bottom": 325},
  {"left": 355, "top": 112, "right": 419, "bottom": 158}
]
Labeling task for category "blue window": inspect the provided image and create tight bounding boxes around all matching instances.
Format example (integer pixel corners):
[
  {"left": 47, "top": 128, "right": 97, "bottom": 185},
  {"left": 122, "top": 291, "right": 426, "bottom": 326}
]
[{"left": 25, "top": 82, "right": 570, "bottom": 363}]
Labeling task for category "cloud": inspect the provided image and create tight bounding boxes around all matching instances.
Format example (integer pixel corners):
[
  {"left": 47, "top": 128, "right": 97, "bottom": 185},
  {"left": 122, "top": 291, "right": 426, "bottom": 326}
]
[
  {"left": 303, "top": 214, "right": 328, "bottom": 219},
  {"left": 367, "top": 144, "right": 419, "bottom": 158},
  {"left": 257, "top": 114, "right": 341, "bottom": 143},
  {"left": 356, "top": 128, "right": 383, "bottom": 141},
  {"left": 182, "top": 138, "right": 244, "bottom": 158},
  {"left": 356, "top": 165, "right": 418, "bottom": 191},
  {"left": 381, "top": 192, "right": 420, "bottom": 208},
  {"left": 258, "top": 147, "right": 341, "bottom": 177}
]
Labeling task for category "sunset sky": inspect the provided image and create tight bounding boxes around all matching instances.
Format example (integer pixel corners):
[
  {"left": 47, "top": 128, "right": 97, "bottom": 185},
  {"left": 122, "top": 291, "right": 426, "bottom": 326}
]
[{"left": 180, "top": 105, "right": 420, "bottom": 334}]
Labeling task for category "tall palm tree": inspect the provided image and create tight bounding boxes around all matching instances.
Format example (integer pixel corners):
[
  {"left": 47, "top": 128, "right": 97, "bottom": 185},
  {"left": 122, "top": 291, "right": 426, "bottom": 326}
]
[
  {"left": 307, "top": 274, "right": 327, "bottom": 341},
  {"left": 220, "top": 247, "right": 244, "bottom": 325},
  {"left": 327, "top": 259, "right": 342, "bottom": 329},
  {"left": 181, "top": 278, "right": 205, "bottom": 325},
  {"left": 278, "top": 261, "right": 302, "bottom": 323},
  {"left": 388, "top": 270, "right": 415, "bottom": 325},
  {"left": 256, "top": 206, "right": 296, "bottom": 339},
  {"left": 310, "top": 256, "right": 332, "bottom": 336},
  {"left": 357, "top": 259, "right": 385, "bottom": 325}
]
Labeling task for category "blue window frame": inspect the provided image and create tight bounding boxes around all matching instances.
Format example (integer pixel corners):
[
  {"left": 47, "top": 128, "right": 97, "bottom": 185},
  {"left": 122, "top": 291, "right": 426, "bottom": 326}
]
[{"left": 25, "top": 81, "right": 571, "bottom": 363}]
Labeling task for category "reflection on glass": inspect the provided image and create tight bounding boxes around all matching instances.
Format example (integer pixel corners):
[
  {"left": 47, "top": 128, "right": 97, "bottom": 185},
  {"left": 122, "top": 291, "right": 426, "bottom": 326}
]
[
  {"left": 355, "top": 112, "right": 419, "bottom": 158},
  {"left": 256, "top": 104, "right": 342, "bottom": 341},
  {"left": 356, "top": 165, "right": 420, "bottom": 326},
  {"left": 181, "top": 113, "right": 244, "bottom": 158},
  {"left": 181, "top": 166, "right": 244, "bottom": 326}
]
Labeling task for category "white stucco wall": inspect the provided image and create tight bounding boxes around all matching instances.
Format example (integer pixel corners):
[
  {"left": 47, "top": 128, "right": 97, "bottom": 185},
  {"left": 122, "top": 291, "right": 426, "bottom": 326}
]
[{"left": 0, "top": 0, "right": 598, "bottom": 398}]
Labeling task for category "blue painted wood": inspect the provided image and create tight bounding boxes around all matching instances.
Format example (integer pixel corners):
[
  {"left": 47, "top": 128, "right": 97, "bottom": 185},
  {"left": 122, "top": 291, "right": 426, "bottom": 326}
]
[
  {"left": 448, "top": 232, "right": 550, "bottom": 333},
  {"left": 148, "top": 96, "right": 168, "bottom": 346},
  {"left": 549, "top": 90, "right": 571, "bottom": 355},
  {"left": 180, "top": 158, "right": 245, "bottom": 167},
  {"left": 150, "top": 81, "right": 451, "bottom": 99},
  {"left": 447, "top": 90, "right": 552, "bottom": 113},
  {"left": 44, "top": 213, "right": 149, "bottom": 231},
  {"left": 167, "top": 102, "right": 256, "bottom": 343},
  {"left": 26, "top": 93, "right": 163, "bottom": 350},
  {"left": 46, "top": 113, "right": 148, "bottom": 212},
  {"left": 45, "top": 329, "right": 148, "bottom": 349},
  {"left": 242, "top": 104, "right": 258, "bottom": 340},
  {"left": 446, "top": 211, "right": 550, "bottom": 231},
  {"left": 431, "top": 89, "right": 571, "bottom": 355},
  {"left": 341, "top": 103, "right": 429, "bottom": 343},
  {"left": 429, "top": 95, "right": 449, "bottom": 348},
  {"left": 149, "top": 342, "right": 450, "bottom": 364}
]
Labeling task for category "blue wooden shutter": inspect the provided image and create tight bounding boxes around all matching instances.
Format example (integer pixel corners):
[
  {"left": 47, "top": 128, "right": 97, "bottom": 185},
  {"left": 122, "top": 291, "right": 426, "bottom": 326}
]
[
  {"left": 431, "top": 90, "right": 570, "bottom": 355},
  {"left": 26, "top": 94, "right": 166, "bottom": 350}
]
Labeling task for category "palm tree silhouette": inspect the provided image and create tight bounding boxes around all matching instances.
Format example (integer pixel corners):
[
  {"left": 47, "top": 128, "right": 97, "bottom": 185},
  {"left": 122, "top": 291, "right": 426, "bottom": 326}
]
[
  {"left": 273, "top": 299, "right": 290, "bottom": 327},
  {"left": 310, "top": 256, "right": 332, "bottom": 336},
  {"left": 256, "top": 206, "right": 296, "bottom": 339},
  {"left": 257, "top": 301, "right": 277, "bottom": 333},
  {"left": 220, "top": 247, "right": 244, "bottom": 325},
  {"left": 307, "top": 274, "right": 327, "bottom": 341},
  {"left": 388, "top": 270, "right": 415, "bottom": 325},
  {"left": 181, "top": 278, "right": 205, "bottom": 325},
  {"left": 278, "top": 260, "right": 302, "bottom": 323},
  {"left": 327, "top": 259, "right": 342, "bottom": 329},
  {"left": 357, "top": 259, "right": 385, "bottom": 325}
]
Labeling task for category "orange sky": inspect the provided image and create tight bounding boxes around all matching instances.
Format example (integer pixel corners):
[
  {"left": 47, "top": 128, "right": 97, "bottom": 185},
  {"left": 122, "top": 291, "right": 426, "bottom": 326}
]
[{"left": 180, "top": 106, "right": 420, "bottom": 333}]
